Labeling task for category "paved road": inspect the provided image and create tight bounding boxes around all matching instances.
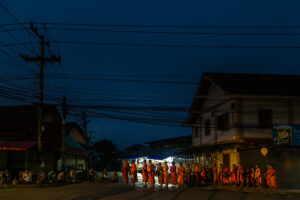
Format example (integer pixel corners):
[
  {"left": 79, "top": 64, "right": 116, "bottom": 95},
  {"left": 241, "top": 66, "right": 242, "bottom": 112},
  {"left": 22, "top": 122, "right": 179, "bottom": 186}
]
[{"left": 0, "top": 182, "right": 298, "bottom": 200}]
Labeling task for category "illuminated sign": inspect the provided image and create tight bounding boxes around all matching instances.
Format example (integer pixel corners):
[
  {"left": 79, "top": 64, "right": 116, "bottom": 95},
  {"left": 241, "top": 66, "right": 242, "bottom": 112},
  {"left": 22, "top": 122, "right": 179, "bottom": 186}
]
[{"left": 273, "top": 124, "right": 300, "bottom": 145}]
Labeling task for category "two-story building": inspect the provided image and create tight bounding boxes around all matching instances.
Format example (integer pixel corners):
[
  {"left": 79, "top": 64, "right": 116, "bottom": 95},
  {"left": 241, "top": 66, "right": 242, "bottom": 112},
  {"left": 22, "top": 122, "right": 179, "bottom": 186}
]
[
  {"left": 184, "top": 72, "right": 300, "bottom": 188},
  {"left": 0, "top": 104, "right": 91, "bottom": 172}
]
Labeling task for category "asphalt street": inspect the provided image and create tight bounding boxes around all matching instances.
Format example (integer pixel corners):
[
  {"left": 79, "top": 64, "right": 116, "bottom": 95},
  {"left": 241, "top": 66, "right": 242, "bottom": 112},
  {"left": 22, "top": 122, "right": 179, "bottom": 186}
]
[{"left": 0, "top": 182, "right": 298, "bottom": 200}]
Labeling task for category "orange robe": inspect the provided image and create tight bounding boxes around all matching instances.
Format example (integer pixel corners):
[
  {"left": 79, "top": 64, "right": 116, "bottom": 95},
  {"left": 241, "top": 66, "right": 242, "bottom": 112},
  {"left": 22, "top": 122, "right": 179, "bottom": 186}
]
[
  {"left": 157, "top": 165, "right": 164, "bottom": 184},
  {"left": 254, "top": 168, "right": 262, "bottom": 186},
  {"left": 142, "top": 163, "right": 148, "bottom": 183},
  {"left": 195, "top": 166, "right": 200, "bottom": 185},
  {"left": 237, "top": 166, "right": 244, "bottom": 184},
  {"left": 177, "top": 166, "right": 185, "bottom": 186},
  {"left": 186, "top": 167, "right": 192, "bottom": 184},
  {"left": 122, "top": 161, "right": 129, "bottom": 183},
  {"left": 266, "top": 169, "right": 271, "bottom": 187},
  {"left": 130, "top": 163, "right": 138, "bottom": 183},
  {"left": 170, "top": 165, "right": 177, "bottom": 184},
  {"left": 219, "top": 167, "right": 224, "bottom": 183},
  {"left": 212, "top": 166, "right": 218, "bottom": 184},
  {"left": 147, "top": 163, "right": 155, "bottom": 185},
  {"left": 200, "top": 170, "right": 207, "bottom": 185},
  {"left": 231, "top": 167, "right": 237, "bottom": 184},
  {"left": 250, "top": 169, "right": 255, "bottom": 185},
  {"left": 269, "top": 169, "right": 278, "bottom": 189},
  {"left": 163, "top": 165, "right": 169, "bottom": 184},
  {"left": 222, "top": 168, "right": 230, "bottom": 184}
]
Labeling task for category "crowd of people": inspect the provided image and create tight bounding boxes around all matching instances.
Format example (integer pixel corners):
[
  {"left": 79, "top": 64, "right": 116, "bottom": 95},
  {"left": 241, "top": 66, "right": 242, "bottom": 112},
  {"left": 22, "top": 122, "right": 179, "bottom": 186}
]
[
  {"left": 0, "top": 168, "right": 81, "bottom": 185},
  {"left": 88, "top": 168, "right": 119, "bottom": 183},
  {"left": 122, "top": 160, "right": 278, "bottom": 190}
]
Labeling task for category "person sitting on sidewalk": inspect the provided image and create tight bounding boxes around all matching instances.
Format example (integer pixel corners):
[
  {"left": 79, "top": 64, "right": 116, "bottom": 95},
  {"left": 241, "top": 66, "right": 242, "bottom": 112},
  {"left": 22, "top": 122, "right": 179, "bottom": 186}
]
[
  {"left": 70, "top": 169, "right": 77, "bottom": 183},
  {"left": 23, "top": 170, "right": 32, "bottom": 184},
  {"left": 18, "top": 170, "right": 24, "bottom": 184},
  {"left": 5, "top": 170, "right": 11, "bottom": 184},
  {"left": 112, "top": 171, "right": 118, "bottom": 183},
  {"left": 36, "top": 170, "right": 46, "bottom": 184},
  {"left": 0, "top": 170, "right": 3, "bottom": 185},
  {"left": 48, "top": 170, "right": 55, "bottom": 184},
  {"left": 102, "top": 169, "right": 108, "bottom": 182},
  {"left": 57, "top": 170, "right": 65, "bottom": 183},
  {"left": 89, "top": 168, "right": 96, "bottom": 182}
]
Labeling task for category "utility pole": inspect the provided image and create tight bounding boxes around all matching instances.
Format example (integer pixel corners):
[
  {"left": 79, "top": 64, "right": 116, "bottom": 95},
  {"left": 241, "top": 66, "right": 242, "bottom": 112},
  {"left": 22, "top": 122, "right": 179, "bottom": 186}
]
[
  {"left": 81, "top": 111, "right": 89, "bottom": 170},
  {"left": 61, "top": 96, "right": 67, "bottom": 169},
  {"left": 21, "top": 23, "right": 61, "bottom": 167},
  {"left": 82, "top": 111, "right": 88, "bottom": 142}
]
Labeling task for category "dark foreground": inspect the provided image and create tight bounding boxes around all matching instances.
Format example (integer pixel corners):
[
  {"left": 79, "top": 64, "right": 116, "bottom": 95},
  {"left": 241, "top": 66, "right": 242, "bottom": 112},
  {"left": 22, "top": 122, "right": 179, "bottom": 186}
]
[{"left": 0, "top": 182, "right": 299, "bottom": 200}]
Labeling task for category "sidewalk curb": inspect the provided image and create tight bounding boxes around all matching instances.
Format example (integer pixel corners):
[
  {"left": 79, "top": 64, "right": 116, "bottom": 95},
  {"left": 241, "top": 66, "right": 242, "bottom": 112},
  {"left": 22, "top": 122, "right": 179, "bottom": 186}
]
[
  {"left": 192, "top": 186, "right": 300, "bottom": 196},
  {"left": 0, "top": 181, "right": 83, "bottom": 189}
]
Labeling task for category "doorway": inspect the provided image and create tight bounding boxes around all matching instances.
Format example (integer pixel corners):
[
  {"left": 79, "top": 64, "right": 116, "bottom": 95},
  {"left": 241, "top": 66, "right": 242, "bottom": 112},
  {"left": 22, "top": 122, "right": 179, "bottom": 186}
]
[{"left": 223, "top": 153, "right": 230, "bottom": 168}]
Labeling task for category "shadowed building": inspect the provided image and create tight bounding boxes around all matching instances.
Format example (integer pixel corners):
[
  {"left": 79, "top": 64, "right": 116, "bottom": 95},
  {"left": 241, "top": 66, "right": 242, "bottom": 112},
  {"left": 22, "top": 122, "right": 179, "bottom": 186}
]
[
  {"left": 184, "top": 72, "right": 300, "bottom": 188},
  {"left": 0, "top": 104, "right": 62, "bottom": 170},
  {"left": 0, "top": 104, "right": 92, "bottom": 172}
]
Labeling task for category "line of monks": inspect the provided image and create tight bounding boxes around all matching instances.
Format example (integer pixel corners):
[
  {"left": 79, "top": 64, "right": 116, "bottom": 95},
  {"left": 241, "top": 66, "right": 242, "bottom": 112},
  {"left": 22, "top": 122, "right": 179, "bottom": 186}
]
[{"left": 121, "top": 160, "right": 278, "bottom": 190}]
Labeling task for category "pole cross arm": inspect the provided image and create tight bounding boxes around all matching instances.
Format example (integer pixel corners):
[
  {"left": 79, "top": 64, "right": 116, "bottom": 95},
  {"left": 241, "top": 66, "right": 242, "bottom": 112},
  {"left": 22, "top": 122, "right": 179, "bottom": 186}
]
[{"left": 20, "top": 55, "right": 61, "bottom": 63}]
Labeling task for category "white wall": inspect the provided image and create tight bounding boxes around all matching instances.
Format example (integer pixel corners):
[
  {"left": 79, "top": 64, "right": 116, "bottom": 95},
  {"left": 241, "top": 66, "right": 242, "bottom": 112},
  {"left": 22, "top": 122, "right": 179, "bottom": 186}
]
[
  {"left": 242, "top": 98, "right": 290, "bottom": 139},
  {"left": 191, "top": 82, "right": 300, "bottom": 146},
  {"left": 193, "top": 84, "right": 237, "bottom": 146}
]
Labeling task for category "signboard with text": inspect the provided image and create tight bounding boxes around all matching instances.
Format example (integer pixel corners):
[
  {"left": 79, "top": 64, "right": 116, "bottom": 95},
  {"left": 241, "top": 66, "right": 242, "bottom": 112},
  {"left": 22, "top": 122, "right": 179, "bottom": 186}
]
[{"left": 273, "top": 124, "right": 300, "bottom": 145}]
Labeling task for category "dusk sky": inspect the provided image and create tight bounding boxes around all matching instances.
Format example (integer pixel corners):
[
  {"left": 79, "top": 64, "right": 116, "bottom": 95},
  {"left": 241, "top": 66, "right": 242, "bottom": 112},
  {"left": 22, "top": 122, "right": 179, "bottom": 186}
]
[{"left": 1, "top": 0, "right": 300, "bottom": 149}]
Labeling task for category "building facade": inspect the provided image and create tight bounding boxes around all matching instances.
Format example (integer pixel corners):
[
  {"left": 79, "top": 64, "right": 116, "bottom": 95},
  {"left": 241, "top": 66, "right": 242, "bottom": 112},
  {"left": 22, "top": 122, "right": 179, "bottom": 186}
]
[{"left": 185, "top": 73, "right": 300, "bottom": 188}]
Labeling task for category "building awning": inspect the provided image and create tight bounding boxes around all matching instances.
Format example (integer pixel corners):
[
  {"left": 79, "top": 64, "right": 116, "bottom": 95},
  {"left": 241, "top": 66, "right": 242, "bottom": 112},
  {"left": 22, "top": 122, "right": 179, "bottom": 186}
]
[
  {"left": 0, "top": 141, "right": 37, "bottom": 151},
  {"left": 122, "top": 146, "right": 183, "bottom": 160},
  {"left": 65, "top": 134, "right": 86, "bottom": 151},
  {"left": 65, "top": 145, "right": 91, "bottom": 156}
]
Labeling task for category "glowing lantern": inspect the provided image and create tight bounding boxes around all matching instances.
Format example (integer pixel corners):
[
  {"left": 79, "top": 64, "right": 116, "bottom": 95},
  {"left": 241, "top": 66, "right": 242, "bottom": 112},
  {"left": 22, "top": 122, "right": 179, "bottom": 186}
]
[{"left": 260, "top": 147, "right": 269, "bottom": 157}]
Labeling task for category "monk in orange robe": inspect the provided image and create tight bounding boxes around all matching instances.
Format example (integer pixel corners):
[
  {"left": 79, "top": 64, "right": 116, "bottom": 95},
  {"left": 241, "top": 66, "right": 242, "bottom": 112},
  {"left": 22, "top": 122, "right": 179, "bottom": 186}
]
[
  {"left": 219, "top": 164, "right": 224, "bottom": 185},
  {"left": 163, "top": 161, "right": 169, "bottom": 188},
  {"left": 186, "top": 163, "right": 192, "bottom": 186},
  {"left": 177, "top": 162, "right": 185, "bottom": 189},
  {"left": 142, "top": 160, "right": 148, "bottom": 187},
  {"left": 212, "top": 164, "right": 218, "bottom": 185},
  {"left": 194, "top": 164, "right": 200, "bottom": 186},
  {"left": 122, "top": 160, "right": 129, "bottom": 186},
  {"left": 157, "top": 163, "right": 164, "bottom": 188},
  {"left": 231, "top": 164, "right": 237, "bottom": 185},
  {"left": 147, "top": 160, "right": 155, "bottom": 187},
  {"left": 237, "top": 163, "right": 245, "bottom": 187},
  {"left": 170, "top": 162, "right": 177, "bottom": 188},
  {"left": 254, "top": 165, "right": 262, "bottom": 187},
  {"left": 250, "top": 168, "right": 255, "bottom": 186},
  {"left": 222, "top": 166, "right": 230, "bottom": 184},
  {"left": 269, "top": 165, "right": 278, "bottom": 190},
  {"left": 245, "top": 167, "right": 250, "bottom": 187},
  {"left": 265, "top": 165, "right": 271, "bottom": 188},
  {"left": 200, "top": 168, "right": 207, "bottom": 185},
  {"left": 130, "top": 160, "right": 138, "bottom": 187}
]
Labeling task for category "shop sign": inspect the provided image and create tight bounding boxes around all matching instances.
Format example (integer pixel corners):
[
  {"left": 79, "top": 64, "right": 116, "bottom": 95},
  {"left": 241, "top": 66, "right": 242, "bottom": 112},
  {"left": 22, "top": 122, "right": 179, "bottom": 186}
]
[{"left": 273, "top": 124, "right": 300, "bottom": 145}]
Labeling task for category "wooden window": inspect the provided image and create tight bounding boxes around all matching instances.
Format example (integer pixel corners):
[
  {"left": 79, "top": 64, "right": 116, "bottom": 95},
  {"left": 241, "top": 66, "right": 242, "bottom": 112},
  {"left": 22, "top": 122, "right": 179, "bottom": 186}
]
[
  {"left": 230, "top": 103, "right": 235, "bottom": 122},
  {"left": 205, "top": 119, "right": 210, "bottom": 136},
  {"left": 258, "top": 109, "right": 273, "bottom": 128},
  {"left": 194, "top": 128, "right": 199, "bottom": 138},
  {"left": 217, "top": 113, "right": 229, "bottom": 131}
]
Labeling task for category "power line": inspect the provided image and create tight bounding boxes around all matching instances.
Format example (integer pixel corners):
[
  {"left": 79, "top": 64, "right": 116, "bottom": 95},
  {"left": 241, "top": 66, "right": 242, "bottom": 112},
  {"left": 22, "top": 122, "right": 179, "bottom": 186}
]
[
  {"left": 51, "top": 40, "right": 300, "bottom": 49},
  {"left": 32, "top": 22, "right": 300, "bottom": 29}
]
